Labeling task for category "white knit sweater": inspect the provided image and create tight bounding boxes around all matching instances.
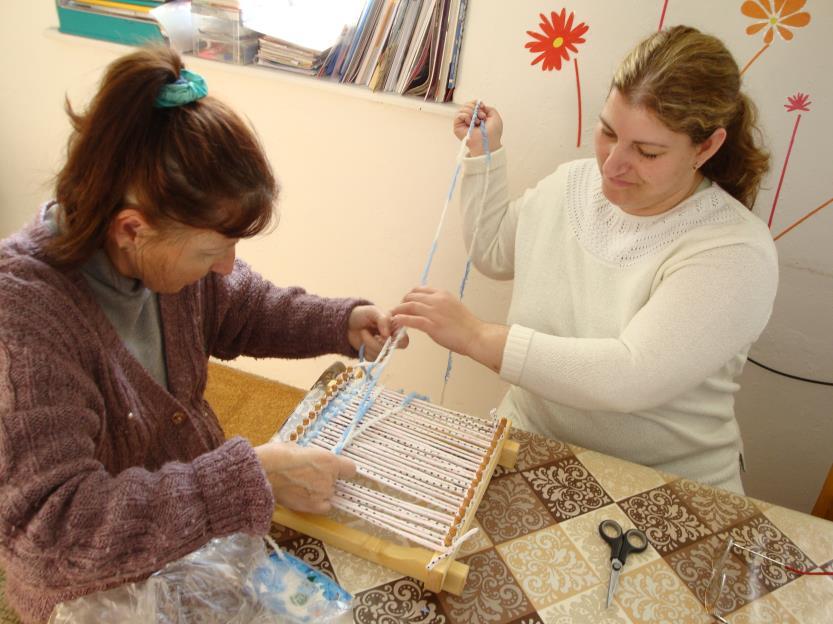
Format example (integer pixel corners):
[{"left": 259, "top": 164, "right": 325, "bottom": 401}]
[{"left": 460, "top": 149, "right": 778, "bottom": 492}]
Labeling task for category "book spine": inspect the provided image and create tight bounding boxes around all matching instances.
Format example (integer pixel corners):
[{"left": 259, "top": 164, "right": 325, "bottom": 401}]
[{"left": 445, "top": 0, "right": 467, "bottom": 96}]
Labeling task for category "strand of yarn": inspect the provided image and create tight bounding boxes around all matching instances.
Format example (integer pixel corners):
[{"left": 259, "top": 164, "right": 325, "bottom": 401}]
[
  {"left": 420, "top": 100, "right": 484, "bottom": 285},
  {"left": 339, "top": 101, "right": 488, "bottom": 446},
  {"left": 440, "top": 114, "right": 493, "bottom": 404}
]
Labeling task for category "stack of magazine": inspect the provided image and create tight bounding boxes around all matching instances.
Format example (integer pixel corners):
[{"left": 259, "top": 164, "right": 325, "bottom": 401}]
[{"left": 244, "top": 0, "right": 468, "bottom": 102}]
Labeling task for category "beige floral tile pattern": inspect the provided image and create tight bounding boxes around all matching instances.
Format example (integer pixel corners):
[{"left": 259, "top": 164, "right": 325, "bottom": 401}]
[
  {"left": 619, "top": 485, "right": 711, "bottom": 555},
  {"left": 505, "top": 616, "right": 546, "bottom": 624},
  {"left": 457, "top": 519, "right": 493, "bottom": 558},
  {"left": 746, "top": 497, "right": 775, "bottom": 513},
  {"left": 439, "top": 548, "right": 535, "bottom": 624},
  {"left": 727, "top": 515, "right": 815, "bottom": 592},
  {"left": 769, "top": 573, "right": 833, "bottom": 622},
  {"left": 522, "top": 456, "right": 612, "bottom": 522},
  {"left": 763, "top": 504, "right": 833, "bottom": 567},
  {"left": 508, "top": 428, "right": 573, "bottom": 471},
  {"left": 726, "top": 592, "right": 800, "bottom": 624},
  {"left": 666, "top": 534, "right": 769, "bottom": 616},
  {"left": 559, "top": 504, "right": 659, "bottom": 577},
  {"left": 352, "top": 577, "right": 446, "bottom": 623},
  {"left": 243, "top": 435, "right": 833, "bottom": 624},
  {"left": 579, "top": 451, "right": 666, "bottom": 502},
  {"left": 497, "top": 525, "right": 599, "bottom": 611},
  {"left": 475, "top": 473, "right": 556, "bottom": 544},
  {"left": 536, "top": 584, "right": 634, "bottom": 623},
  {"left": 326, "top": 542, "right": 406, "bottom": 596},
  {"left": 617, "top": 559, "right": 711, "bottom": 623},
  {"left": 669, "top": 479, "right": 759, "bottom": 533}
]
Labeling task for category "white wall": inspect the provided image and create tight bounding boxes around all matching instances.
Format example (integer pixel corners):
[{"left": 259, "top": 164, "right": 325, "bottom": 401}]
[{"left": 1, "top": 2, "right": 830, "bottom": 513}]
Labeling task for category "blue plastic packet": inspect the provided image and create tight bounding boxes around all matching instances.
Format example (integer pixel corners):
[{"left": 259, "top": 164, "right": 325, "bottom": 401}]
[{"left": 250, "top": 541, "right": 352, "bottom": 622}]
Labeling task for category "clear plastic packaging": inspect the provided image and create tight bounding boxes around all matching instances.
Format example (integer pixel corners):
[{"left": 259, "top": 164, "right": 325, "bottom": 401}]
[
  {"left": 192, "top": 2, "right": 259, "bottom": 65},
  {"left": 49, "top": 533, "right": 352, "bottom": 623}
]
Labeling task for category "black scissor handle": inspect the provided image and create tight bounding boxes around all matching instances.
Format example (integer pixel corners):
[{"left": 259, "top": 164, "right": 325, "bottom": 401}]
[
  {"left": 599, "top": 519, "right": 648, "bottom": 563},
  {"left": 599, "top": 519, "right": 623, "bottom": 545}
]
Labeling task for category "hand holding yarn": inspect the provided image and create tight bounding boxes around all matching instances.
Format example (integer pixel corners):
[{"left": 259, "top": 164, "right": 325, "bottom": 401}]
[
  {"left": 391, "top": 286, "right": 483, "bottom": 358},
  {"left": 454, "top": 100, "right": 503, "bottom": 157},
  {"left": 347, "top": 304, "right": 407, "bottom": 360}
]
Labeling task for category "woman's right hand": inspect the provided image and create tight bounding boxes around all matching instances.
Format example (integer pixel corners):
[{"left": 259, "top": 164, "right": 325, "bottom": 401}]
[
  {"left": 453, "top": 100, "right": 503, "bottom": 157},
  {"left": 254, "top": 442, "right": 356, "bottom": 514}
]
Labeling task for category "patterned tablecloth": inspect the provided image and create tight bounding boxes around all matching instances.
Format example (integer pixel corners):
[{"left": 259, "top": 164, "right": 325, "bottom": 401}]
[{"left": 271, "top": 428, "right": 833, "bottom": 624}]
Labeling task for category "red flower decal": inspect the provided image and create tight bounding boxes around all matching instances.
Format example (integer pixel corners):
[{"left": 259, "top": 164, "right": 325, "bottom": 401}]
[
  {"left": 525, "top": 9, "right": 588, "bottom": 71},
  {"left": 784, "top": 92, "right": 811, "bottom": 112}
]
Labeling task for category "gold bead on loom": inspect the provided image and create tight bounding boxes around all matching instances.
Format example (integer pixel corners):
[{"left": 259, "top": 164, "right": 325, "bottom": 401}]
[
  {"left": 295, "top": 425, "right": 304, "bottom": 435},
  {"left": 354, "top": 368, "right": 364, "bottom": 379},
  {"left": 289, "top": 432, "right": 298, "bottom": 441}
]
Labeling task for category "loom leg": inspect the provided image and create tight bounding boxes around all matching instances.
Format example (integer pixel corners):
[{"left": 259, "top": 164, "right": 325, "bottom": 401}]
[{"left": 498, "top": 439, "right": 519, "bottom": 468}]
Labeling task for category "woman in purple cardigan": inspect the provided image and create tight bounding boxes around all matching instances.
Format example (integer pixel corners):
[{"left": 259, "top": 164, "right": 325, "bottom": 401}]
[{"left": 0, "top": 47, "right": 391, "bottom": 623}]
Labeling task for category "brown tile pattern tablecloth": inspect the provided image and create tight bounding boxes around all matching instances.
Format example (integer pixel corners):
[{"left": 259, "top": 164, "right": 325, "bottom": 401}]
[{"left": 271, "top": 428, "right": 833, "bottom": 624}]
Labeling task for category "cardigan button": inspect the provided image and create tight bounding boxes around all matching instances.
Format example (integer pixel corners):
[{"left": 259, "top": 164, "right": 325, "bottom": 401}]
[{"left": 171, "top": 411, "right": 187, "bottom": 425}]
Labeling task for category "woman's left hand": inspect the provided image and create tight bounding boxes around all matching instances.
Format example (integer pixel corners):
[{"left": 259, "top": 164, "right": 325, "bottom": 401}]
[
  {"left": 391, "top": 287, "right": 508, "bottom": 373},
  {"left": 347, "top": 305, "right": 407, "bottom": 360}
]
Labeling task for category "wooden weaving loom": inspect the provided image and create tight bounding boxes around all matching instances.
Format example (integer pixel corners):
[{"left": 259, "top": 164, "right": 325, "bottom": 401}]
[{"left": 270, "top": 359, "right": 518, "bottom": 595}]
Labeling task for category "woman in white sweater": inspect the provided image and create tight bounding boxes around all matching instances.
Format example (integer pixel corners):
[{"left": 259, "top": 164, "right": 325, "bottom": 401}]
[{"left": 391, "top": 26, "right": 778, "bottom": 493}]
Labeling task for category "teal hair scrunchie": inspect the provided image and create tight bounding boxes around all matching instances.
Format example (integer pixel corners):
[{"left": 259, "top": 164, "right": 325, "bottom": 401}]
[{"left": 153, "top": 69, "right": 208, "bottom": 108}]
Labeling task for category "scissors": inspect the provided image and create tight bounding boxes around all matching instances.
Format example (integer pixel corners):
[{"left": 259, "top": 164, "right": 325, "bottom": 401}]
[{"left": 599, "top": 519, "right": 648, "bottom": 608}]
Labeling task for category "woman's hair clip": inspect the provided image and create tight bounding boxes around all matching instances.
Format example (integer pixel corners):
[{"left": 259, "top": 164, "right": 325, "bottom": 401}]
[{"left": 153, "top": 68, "right": 208, "bottom": 109}]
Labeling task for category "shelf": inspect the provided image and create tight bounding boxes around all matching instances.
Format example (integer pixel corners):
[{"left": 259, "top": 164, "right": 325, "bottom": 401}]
[{"left": 44, "top": 27, "right": 457, "bottom": 118}]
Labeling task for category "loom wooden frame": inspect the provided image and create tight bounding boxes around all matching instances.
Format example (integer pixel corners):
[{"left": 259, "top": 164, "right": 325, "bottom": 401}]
[
  {"left": 272, "top": 436, "right": 518, "bottom": 594},
  {"left": 271, "top": 363, "right": 519, "bottom": 594}
]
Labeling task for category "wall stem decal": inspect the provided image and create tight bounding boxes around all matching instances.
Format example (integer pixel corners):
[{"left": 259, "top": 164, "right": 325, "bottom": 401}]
[
  {"left": 773, "top": 197, "right": 833, "bottom": 241},
  {"left": 658, "top": 0, "right": 669, "bottom": 31},
  {"left": 768, "top": 92, "right": 811, "bottom": 229},
  {"left": 740, "top": 42, "right": 770, "bottom": 76},
  {"left": 525, "top": 9, "right": 589, "bottom": 148}
]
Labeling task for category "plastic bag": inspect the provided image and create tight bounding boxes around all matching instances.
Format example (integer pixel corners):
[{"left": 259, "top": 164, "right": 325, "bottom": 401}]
[{"left": 49, "top": 533, "right": 352, "bottom": 623}]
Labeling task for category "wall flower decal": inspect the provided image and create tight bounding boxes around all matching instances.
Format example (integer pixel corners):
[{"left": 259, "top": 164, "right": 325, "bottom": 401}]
[
  {"left": 525, "top": 9, "right": 589, "bottom": 147},
  {"left": 770, "top": 93, "right": 832, "bottom": 241},
  {"left": 740, "top": 0, "right": 811, "bottom": 75}
]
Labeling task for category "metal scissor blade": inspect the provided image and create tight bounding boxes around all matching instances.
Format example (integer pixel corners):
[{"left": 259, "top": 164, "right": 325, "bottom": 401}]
[{"left": 606, "top": 560, "right": 622, "bottom": 608}]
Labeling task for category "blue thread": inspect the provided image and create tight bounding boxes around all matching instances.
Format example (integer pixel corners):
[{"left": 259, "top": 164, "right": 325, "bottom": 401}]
[
  {"left": 420, "top": 102, "right": 482, "bottom": 286},
  {"left": 442, "top": 114, "right": 492, "bottom": 389}
]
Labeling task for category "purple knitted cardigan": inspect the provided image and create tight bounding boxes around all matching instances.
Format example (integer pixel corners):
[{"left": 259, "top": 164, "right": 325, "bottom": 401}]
[{"left": 0, "top": 211, "right": 365, "bottom": 623}]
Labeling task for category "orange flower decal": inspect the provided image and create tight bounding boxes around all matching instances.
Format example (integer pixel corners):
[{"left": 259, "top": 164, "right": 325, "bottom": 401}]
[
  {"left": 742, "top": 0, "right": 811, "bottom": 43},
  {"left": 525, "top": 9, "right": 588, "bottom": 71}
]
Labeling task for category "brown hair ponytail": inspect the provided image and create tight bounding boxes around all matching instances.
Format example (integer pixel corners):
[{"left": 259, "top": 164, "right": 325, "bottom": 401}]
[{"left": 50, "top": 46, "right": 277, "bottom": 266}]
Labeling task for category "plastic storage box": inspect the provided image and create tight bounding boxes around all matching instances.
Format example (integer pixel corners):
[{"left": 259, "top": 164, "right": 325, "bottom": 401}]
[{"left": 192, "top": 2, "right": 258, "bottom": 65}]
